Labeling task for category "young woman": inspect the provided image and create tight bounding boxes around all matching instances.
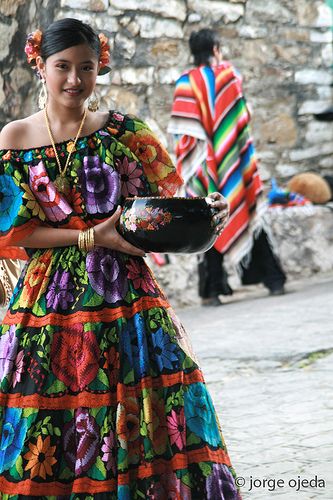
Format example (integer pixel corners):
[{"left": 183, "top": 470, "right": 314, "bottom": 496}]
[{"left": 0, "top": 18, "right": 240, "bottom": 498}]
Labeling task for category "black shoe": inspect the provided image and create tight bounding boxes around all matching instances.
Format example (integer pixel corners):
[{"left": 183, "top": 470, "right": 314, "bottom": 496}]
[
  {"left": 201, "top": 297, "right": 223, "bottom": 307},
  {"left": 269, "top": 286, "right": 285, "bottom": 296}
]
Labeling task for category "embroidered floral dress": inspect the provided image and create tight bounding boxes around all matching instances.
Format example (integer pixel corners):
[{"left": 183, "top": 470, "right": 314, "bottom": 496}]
[{"left": 0, "top": 111, "right": 241, "bottom": 499}]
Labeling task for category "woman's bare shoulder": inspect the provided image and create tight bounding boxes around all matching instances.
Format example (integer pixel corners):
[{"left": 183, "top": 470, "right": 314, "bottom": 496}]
[{"left": 0, "top": 113, "right": 42, "bottom": 150}]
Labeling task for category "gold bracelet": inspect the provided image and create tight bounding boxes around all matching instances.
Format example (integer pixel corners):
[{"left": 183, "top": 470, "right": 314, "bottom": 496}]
[{"left": 78, "top": 228, "right": 95, "bottom": 252}]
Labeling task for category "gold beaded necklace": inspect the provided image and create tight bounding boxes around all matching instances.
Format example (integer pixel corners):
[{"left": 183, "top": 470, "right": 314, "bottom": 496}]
[{"left": 44, "top": 107, "right": 88, "bottom": 196}]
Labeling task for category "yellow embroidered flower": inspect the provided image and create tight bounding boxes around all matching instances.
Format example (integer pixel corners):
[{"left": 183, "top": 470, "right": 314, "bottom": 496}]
[{"left": 21, "top": 183, "right": 46, "bottom": 220}]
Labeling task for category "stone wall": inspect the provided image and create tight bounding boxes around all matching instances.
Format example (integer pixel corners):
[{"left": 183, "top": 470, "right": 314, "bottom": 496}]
[{"left": 0, "top": 0, "right": 332, "bottom": 181}]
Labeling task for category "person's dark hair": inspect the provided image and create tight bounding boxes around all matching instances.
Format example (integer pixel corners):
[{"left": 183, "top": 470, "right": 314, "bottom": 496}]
[
  {"left": 189, "top": 29, "right": 220, "bottom": 66},
  {"left": 40, "top": 18, "right": 101, "bottom": 61}
]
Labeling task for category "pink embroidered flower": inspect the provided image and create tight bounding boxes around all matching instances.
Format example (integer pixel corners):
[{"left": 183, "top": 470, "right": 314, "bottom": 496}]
[
  {"left": 101, "top": 432, "right": 116, "bottom": 474},
  {"left": 115, "top": 157, "right": 143, "bottom": 197},
  {"left": 12, "top": 350, "right": 25, "bottom": 388},
  {"left": 29, "top": 161, "right": 72, "bottom": 222},
  {"left": 166, "top": 408, "right": 186, "bottom": 450},
  {"left": 126, "top": 259, "right": 156, "bottom": 294}
]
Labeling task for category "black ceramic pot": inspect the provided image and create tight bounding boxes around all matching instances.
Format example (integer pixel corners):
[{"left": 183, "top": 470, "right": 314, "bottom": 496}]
[{"left": 119, "top": 196, "right": 219, "bottom": 253}]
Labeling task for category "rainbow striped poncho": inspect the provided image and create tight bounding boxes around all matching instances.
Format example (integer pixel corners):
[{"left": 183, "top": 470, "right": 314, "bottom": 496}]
[{"left": 168, "top": 62, "right": 264, "bottom": 266}]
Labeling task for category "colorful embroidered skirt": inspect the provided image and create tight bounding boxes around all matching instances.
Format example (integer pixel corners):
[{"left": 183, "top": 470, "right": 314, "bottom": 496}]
[{"left": 0, "top": 245, "right": 240, "bottom": 499}]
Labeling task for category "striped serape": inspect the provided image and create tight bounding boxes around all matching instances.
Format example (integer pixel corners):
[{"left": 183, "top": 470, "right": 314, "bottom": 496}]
[{"left": 168, "top": 62, "right": 264, "bottom": 266}]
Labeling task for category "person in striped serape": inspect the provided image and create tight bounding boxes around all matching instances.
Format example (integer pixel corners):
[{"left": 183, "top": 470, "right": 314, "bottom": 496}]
[{"left": 168, "top": 28, "right": 286, "bottom": 306}]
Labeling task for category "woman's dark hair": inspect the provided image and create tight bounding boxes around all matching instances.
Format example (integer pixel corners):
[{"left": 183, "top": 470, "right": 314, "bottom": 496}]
[
  {"left": 189, "top": 29, "right": 220, "bottom": 66},
  {"left": 40, "top": 18, "right": 101, "bottom": 61}
]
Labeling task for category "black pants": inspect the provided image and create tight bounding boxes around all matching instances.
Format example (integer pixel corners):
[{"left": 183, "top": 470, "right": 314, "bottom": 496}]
[{"left": 198, "top": 230, "right": 286, "bottom": 298}]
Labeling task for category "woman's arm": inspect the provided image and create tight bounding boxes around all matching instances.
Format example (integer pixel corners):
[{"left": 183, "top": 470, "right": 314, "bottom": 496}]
[{"left": 14, "top": 208, "right": 145, "bottom": 257}]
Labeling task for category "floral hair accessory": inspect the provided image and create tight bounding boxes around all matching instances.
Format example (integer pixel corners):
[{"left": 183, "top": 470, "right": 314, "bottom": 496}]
[
  {"left": 25, "top": 29, "right": 42, "bottom": 68},
  {"left": 98, "top": 33, "right": 111, "bottom": 75}
]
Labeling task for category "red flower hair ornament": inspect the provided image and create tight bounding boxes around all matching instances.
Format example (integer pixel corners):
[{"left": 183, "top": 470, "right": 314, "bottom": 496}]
[{"left": 24, "top": 29, "right": 111, "bottom": 75}]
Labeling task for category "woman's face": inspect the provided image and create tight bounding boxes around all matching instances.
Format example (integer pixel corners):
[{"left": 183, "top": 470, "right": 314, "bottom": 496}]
[{"left": 37, "top": 43, "right": 100, "bottom": 109}]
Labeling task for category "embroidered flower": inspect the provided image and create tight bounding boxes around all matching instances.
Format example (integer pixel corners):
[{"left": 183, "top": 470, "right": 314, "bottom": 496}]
[
  {"left": 63, "top": 408, "right": 99, "bottom": 475},
  {"left": 206, "top": 463, "right": 238, "bottom": 499},
  {"left": 50, "top": 323, "right": 100, "bottom": 392},
  {"left": 0, "top": 326, "right": 18, "bottom": 382},
  {"left": 103, "top": 346, "right": 119, "bottom": 388},
  {"left": 86, "top": 247, "right": 128, "bottom": 303},
  {"left": 101, "top": 431, "right": 116, "bottom": 474},
  {"left": 80, "top": 156, "right": 120, "bottom": 215},
  {"left": 143, "top": 391, "right": 168, "bottom": 455},
  {"left": 115, "top": 156, "right": 143, "bottom": 197},
  {"left": 46, "top": 269, "right": 75, "bottom": 311},
  {"left": 0, "top": 174, "right": 23, "bottom": 233},
  {"left": 29, "top": 161, "right": 72, "bottom": 222},
  {"left": 25, "top": 30, "right": 42, "bottom": 67},
  {"left": 119, "top": 128, "right": 178, "bottom": 195},
  {"left": 116, "top": 398, "right": 140, "bottom": 448},
  {"left": 151, "top": 327, "right": 179, "bottom": 372},
  {"left": 24, "top": 435, "right": 57, "bottom": 479},
  {"left": 21, "top": 183, "right": 46, "bottom": 220},
  {"left": 126, "top": 259, "right": 156, "bottom": 294},
  {"left": 166, "top": 408, "right": 186, "bottom": 450},
  {"left": 12, "top": 350, "right": 25, "bottom": 388},
  {"left": 0, "top": 408, "right": 28, "bottom": 473},
  {"left": 20, "top": 251, "right": 52, "bottom": 308},
  {"left": 184, "top": 383, "right": 222, "bottom": 447},
  {"left": 147, "top": 472, "right": 192, "bottom": 499}
]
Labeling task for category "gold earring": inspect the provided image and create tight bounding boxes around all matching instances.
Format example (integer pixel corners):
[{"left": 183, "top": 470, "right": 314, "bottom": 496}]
[
  {"left": 88, "top": 90, "right": 100, "bottom": 112},
  {"left": 38, "top": 79, "right": 47, "bottom": 110}
]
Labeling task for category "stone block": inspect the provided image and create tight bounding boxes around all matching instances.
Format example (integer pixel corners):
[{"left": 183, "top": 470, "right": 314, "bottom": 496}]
[
  {"left": 310, "top": 30, "right": 332, "bottom": 43},
  {"left": 115, "top": 33, "right": 136, "bottom": 60},
  {"left": 0, "top": 20, "right": 18, "bottom": 61},
  {"left": 305, "top": 121, "right": 333, "bottom": 144},
  {"left": 136, "top": 16, "right": 183, "bottom": 39},
  {"left": 246, "top": 0, "right": 294, "bottom": 23},
  {"left": 120, "top": 67, "right": 154, "bottom": 85},
  {"left": 295, "top": 69, "right": 332, "bottom": 85},
  {"left": 260, "top": 113, "right": 297, "bottom": 147},
  {"left": 0, "top": 0, "right": 25, "bottom": 16},
  {"left": 188, "top": 0, "right": 244, "bottom": 23},
  {"left": 110, "top": 0, "right": 187, "bottom": 21},
  {"left": 61, "top": 0, "right": 108, "bottom": 10},
  {"left": 289, "top": 143, "right": 333, "bottom": 162},
  {"left": 298, "top": 100, "right": 332, "bottom": 115}
]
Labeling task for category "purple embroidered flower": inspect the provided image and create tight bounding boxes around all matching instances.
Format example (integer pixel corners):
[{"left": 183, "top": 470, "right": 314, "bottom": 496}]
[
  {"left": 101, "top": 431, "right": 116, "bottom": 474},
  {"left": 206, "top": 463, "right": 239, "bottom": 500},
  {"left": 0, "top": 325, "right": 19, "bottom": 382},
  {"left": 12, "top": 350, "right": 25, "bottom": 388},
  {"left": 86, "top": 248, "right": 128, "bottom": 303},
  {"left": 80, "top": 156, "right": 120, "bottom": 214},
  {"left": 46, "top": 269, "right": 74, "bottom": 310},
  {"left": 115, "top": 156, "right": 143, "bottom": 197},
  {"left": 63, "top": 408, "right": 99, "bottom": 475}
]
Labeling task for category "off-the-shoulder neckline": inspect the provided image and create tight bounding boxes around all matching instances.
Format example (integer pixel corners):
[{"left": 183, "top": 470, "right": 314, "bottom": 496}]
[{"left": 0, "top": 110, "right": 118, "bottom": 154}]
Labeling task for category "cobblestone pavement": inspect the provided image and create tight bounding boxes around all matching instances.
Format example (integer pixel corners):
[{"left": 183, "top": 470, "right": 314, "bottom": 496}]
[{"left": 177, "top": 273, "right": 333, "bottom": 500}]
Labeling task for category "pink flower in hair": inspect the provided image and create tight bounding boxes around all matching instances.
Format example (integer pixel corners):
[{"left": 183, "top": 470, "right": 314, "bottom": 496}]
[{"left": 25, "top": 30, "right": 42, "bottom": 67}]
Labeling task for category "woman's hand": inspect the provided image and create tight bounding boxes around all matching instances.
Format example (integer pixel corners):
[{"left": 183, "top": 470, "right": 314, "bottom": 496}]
[
  {"left": 94, "top": 207, "right": 146, "bottom": 257},
  {"left": 207, "top": 192, "right": 229, "bottom": 235}
]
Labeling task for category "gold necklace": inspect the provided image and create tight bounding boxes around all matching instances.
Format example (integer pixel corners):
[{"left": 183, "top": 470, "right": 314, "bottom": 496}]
[{"left": 44, "top": 107, "right": 88, "bottom": 196}]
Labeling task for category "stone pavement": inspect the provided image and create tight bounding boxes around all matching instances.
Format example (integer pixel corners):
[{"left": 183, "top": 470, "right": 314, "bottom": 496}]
[{"left": 176, "top": 273, "right": 333, "bottom": 499}]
